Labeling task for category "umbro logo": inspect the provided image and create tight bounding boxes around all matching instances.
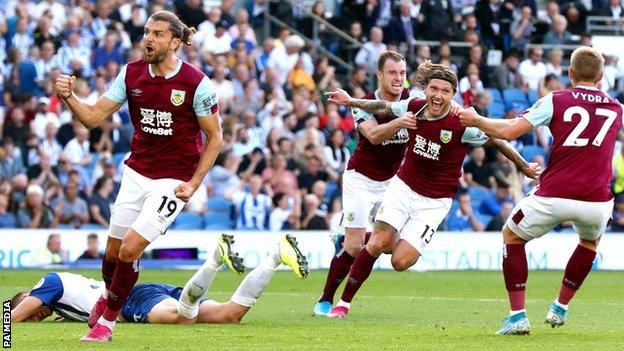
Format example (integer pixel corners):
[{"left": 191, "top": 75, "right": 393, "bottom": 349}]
[{"left": 131, "top": 88, "right": 142, "bottom": 96}]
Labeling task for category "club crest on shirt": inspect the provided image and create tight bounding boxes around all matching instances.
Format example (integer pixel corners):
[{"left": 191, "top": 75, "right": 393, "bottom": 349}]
[
  {"left": 170, "top": 89, "right": 186, "bottom": 106},
  {"left": 440, "top": 130, "right": 452, "bottom": 143},
  {"left": 346, "top": 212, "right": 355, "bottom": 222}
]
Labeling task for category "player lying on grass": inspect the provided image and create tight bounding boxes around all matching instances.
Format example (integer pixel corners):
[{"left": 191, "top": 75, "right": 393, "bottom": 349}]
[{"left": 11, "top": 234, "right": 308, "bottom": 325}]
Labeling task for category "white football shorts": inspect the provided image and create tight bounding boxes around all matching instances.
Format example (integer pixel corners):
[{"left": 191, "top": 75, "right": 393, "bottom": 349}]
[
  {"left": 109, "top": 166, "right": 186, "bottom": 242},
  {"left": 506, "top": 191, "right": 613, "bottom": 241},
  {"left": 375, "top": 176, "right": 452, "bottom": 254},
  {"left": 340, "top": 169, "right": 391, "bottom": 229}
]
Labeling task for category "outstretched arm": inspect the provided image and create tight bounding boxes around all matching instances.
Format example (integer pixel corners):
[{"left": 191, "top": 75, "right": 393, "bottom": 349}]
[
  {"left": 459, "top": 107, "right": 533, "bottom": 140},
  {"left": 326, "top": 89, "right": 395, "bottom": 116},
  {"left": 486, "top": 138, "right": 542, "bottom": 179},
  {"left": 56, "top": 75, "right": 123, "bottom": 129},
  {"left": 358, "top": 112, "right": 418, "bottom": 145}
]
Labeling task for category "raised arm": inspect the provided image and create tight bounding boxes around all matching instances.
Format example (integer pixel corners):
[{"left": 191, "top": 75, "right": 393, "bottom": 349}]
[
  {"left": 459, "top": 107, "right": 534, "bottom": 140},
  {"left": 56, "top": 75, "right": 123, "bottom": 129},
  {"left": 326, "top": 89, "right": 395, "bottom": 116}
]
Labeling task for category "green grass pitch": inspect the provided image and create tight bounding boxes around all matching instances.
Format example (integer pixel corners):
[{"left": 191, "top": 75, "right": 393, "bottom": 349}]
[{"left": 2, "top": 269, "right": 623, "bottom": 350}]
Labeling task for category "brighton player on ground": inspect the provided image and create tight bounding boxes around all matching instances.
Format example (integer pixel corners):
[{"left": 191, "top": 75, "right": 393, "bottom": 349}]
[
  {"left": 314, "top": 51, "right": 428, "bottom": 316},
  {"left": 458, "top": 46, "right": 623, "bottom": 335},
  {"left": 55, "top": 11, "right": 223, "bottom": 342},
  {"left": 11, "top": 234, "right": 308, "bottom": 324},
  {"left": 325, "top": 64, "right": 541, "bottom": 318}
]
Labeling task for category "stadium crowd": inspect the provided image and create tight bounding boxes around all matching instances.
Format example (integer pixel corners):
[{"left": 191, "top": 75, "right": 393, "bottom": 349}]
[{"left": 1, "top": 0, "right": 624, "bottom": 233}]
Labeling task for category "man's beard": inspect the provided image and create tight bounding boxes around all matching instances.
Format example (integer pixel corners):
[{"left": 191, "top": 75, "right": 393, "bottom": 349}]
[{"left": 145, "top": 48, "right": 167, "bottom": 64}]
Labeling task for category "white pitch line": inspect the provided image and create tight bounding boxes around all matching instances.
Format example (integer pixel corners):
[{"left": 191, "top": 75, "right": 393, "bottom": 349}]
[{"left": 208, "top": 291, "right": 624, "bottom": 306}]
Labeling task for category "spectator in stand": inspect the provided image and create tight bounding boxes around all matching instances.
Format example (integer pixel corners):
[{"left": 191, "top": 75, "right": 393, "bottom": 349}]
[
  {"left": 11, "top": 17, "right": 33, "bottom": 59},
  {"left": 3, "top": 108, "right": 30, "bottom": 148},
  {"left": 55, "top": 29, "right": 92, "bottom": 78},
  {"left": 598, "top": 0, "right": 624, "bottom": 20},
  {"left": 77, "top": 233, "right": 104, "bottom": 260},
  {"left": 311, "top": 180, "right": 330, "bottom": 217},
  {"left": 462, "top": 73, "right": 481, "bottom": 107},
  {"left": 437, "top": 40, "right": 459, "bottom": 72},
  {"left": 89, "top": 176, "right": 114, "bottom": 228},
  {"left": 345, "top": 66, "right": 369, "bottom": 96},
  {"left": 17, "top": 184, "right": 57, "bottom": 229},
  {"left": 474, "top": 0, "right": 512, "bottom": 49},
  {"left": 34, "top": 233, "right": 67, "bottom": 265},
  {"left": 518, "top": 47, "right": 547, "bottom": 91},
  {"left": 485, "top": 201, "right": 514, "bottom": 231},
  {"left": 62, "top": 123, "right": 92, "bottom": 170},
  {"left": 0, "top": 138, "right": 26, "bottom": 180},
  {"left": 30, "top": 97, "right": 60, "bottom": 139},
  {"left": 219, "top": 0, "right": 236, "bottom": 28},
  {"left": 385, "top": 1, "right": 419, "bottom": 46},
  {"left": 463, "top": 146, "right": 495, "bottom": 189},
  {"left": 175, "top": 0, "right": 207, "bottom": 29},
  {"left": 324, "top": 129, "right": 350, "bottom": 173},
  {"left": 478, "top": 179, "right": 515, "bottom": 217},
  {"left": 546, "top": 48, "right": 564, "bottom": 77},
  {"left": 205, "top": 151, "right": 241, "bottom": 200},
  {"left": 412, "top": 45, "right": 431, "bottom": 69},
  {"left": 211, "top": 65, "right": 235, "bottom": 112},
  {"left": 543, "top": 14, "right": 573, "bottom": 45},
  {"left": 354, "top": 26, "right": 387, "bottom": 77},
  {"left": 269, "top": 192, "right": 295, "bottom": 231},
  {"left": 34, "top": 41, "right": 57, "bottom": 85},
  {"left": 563, "top": 2, "right": 588, "bottom": 35},
  {"left": 421, "top": 0, "right": 459, "bottom": 40},
  {"left": 0, "top": 193, "right": 18, "bottom": 228},
  {"left": 229, "top": 8, "right": 257, "bottom": 47},
  {"left": 297, "top": 154, "right": 338, "bottom": 194},
  {"left": 458, "top": 63, "right": 484, "bottom": 94},
  {"left": 473, "top": 91, "right": 492, "bottom": 117},
  {"left": 340, "top": 21, "right": 365, "bottom": 61},
  {"left": 28, "top": 150, "right": 60, "bottom": 191},
  {"left": 539, "top": 73, "right": 564, "bottom": 98},
  {"left": 52, "top": 180, "right": 89, "bottom": 228},
  {"left": 510, "top": 5, "right": 535, "bottom": 51},
  {"left": 612, "top": 144, "right": 624, "bottom": 195},
  {"left": 231, "top": 175, "right": 272, "bottom": 230},
  {"left": 33, "top": 15, "right": 60, "bottom": 49},
  {"left": 446, "top": 191, "right": 484, "bottom": 232},
  {"left": 460, "top": 44, "right": 489, "bottom": 87},
  {"left": 267, "top": 34, "right": 310, "bottom": 86},
  {"left": 612, "top": 194, "right": 624, "bottom": 232},
  {"left": 301, "top": 193, "right": 328, "bottom": 230},
  {"left": 492, "top": 51, "right": 522, "bottom": 90},
  {"left": 93, "top": 31, "right": 125, "bottom": 74},
  {"left": 491, "top": 151, "right": 524, "bottom": 201},
  {"left": 262, "top": 153, "right": 298, "bottom": 196}
]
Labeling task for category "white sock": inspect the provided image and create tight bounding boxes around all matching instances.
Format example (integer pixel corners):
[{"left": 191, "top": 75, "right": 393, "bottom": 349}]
[
  {"left": 510, "top": 309, "right": 526, "bottom": 316},
  {"left": 97, "top": 316, "right": 115, "bottom": 330},
  {"left": 337, "top": 300, "right": 351, "bottom": 309},
  {"left": 231, "top": 253, "right": 279, "bottom": 307},
  {"left": 177, "top": 249, "right": 221, "bottom": 319},
  {"left": 554, "top": 300, "right": 569, "bottom": 310}
]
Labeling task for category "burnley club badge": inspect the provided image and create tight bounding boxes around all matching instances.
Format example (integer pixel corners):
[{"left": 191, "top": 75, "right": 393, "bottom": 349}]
[
  {"left": 170, "top": 89, "right": 186, "bottom": 106},
  {"left": 440, "top": 130, "right": 452, "bottom": 143}
]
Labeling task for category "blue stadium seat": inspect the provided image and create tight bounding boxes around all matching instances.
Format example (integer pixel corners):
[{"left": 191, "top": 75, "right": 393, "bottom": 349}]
[
  {"left": 202, "top": 213, "right": 233, "bottom": 230},
  {"left": 207, "top": 198, "right": 233, "bottom": 214},
  {"left": 476, "top": 212, "right": 493, "bottom": 228},
  {"left": 173, "top": 212, "right": 203, "bottom": 230},
  {"left": 489, "top": 101, "right": 506, "bottom": 118},
  {"left": 113, "top": 152, "right": 127, "bottom": 168},
  {"left": 81, "top": 223, "right": 105, "bottom": 230},
  {"left": 486, "top": 88, "right": 504, "bottom": 103},
  {"left": 503, "top": 88, "right": 528, "bottom": 104},
  {"left": 521, "top": 146, "right": 547, "bottom": 163},
  {"left": 468, "top": 187, "right": 490, "bottom": 207},
  {"left": 527, "top": 89, "right": 539, "bottom": 105}
]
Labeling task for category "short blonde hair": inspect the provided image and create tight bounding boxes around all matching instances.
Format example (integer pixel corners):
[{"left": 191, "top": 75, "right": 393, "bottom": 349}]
[{"left": 570, "top": 46, "right": 604, "bottom": 83}]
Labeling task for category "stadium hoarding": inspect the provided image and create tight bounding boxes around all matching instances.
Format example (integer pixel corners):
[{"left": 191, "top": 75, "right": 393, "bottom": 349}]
[{"left": 0, "top": 230, "right": 623, "bottom": 270}]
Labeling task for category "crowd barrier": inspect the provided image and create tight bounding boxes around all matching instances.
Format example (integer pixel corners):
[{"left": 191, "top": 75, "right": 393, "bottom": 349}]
[{"left": 1, "top": 230, "right": 623, "bottom": 270}]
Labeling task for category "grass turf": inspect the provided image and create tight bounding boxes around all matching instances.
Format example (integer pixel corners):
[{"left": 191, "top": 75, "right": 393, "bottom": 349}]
[{"left": 1, "top": 269, "right": 623, "bottom": 350}]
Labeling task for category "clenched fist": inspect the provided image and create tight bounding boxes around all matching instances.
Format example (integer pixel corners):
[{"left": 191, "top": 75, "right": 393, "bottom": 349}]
[{"left": 56, "top": 75, "right": 76, "bottom": 99}]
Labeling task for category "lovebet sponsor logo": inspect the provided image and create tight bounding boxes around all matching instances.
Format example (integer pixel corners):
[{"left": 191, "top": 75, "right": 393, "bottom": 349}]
[{"left": 2, "top": 300, "right": 10, "bottom": 348}]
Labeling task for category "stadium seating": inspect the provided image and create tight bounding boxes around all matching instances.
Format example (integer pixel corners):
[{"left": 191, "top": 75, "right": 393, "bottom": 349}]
[
  {"left": 521, "top": 146, "right": 548, "bottom": 163},
  {"left": 202, "top": 213, "right": 233, "bottom": 230},
  {"left": 468, "top": 187, "right": 489, "bottom": 208},
  {"left": 172, "top": 212, "right": 204, "bottom": 230}
]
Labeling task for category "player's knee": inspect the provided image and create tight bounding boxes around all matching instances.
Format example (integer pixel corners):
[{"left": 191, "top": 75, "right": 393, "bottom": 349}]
[
  {"left": 368, "top": 233, "right": 394, "bottom": 253},
  {"left": 118, "top": 243, "right": 141, "bottom": 262},
  {"left": 391, "top": 256, "right": 415, "bottom": 271}
]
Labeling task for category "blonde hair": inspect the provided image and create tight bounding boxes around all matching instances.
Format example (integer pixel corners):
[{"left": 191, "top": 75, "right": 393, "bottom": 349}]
[{"left": 570, "top": 46, "right": 604, "bottom": 83}]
